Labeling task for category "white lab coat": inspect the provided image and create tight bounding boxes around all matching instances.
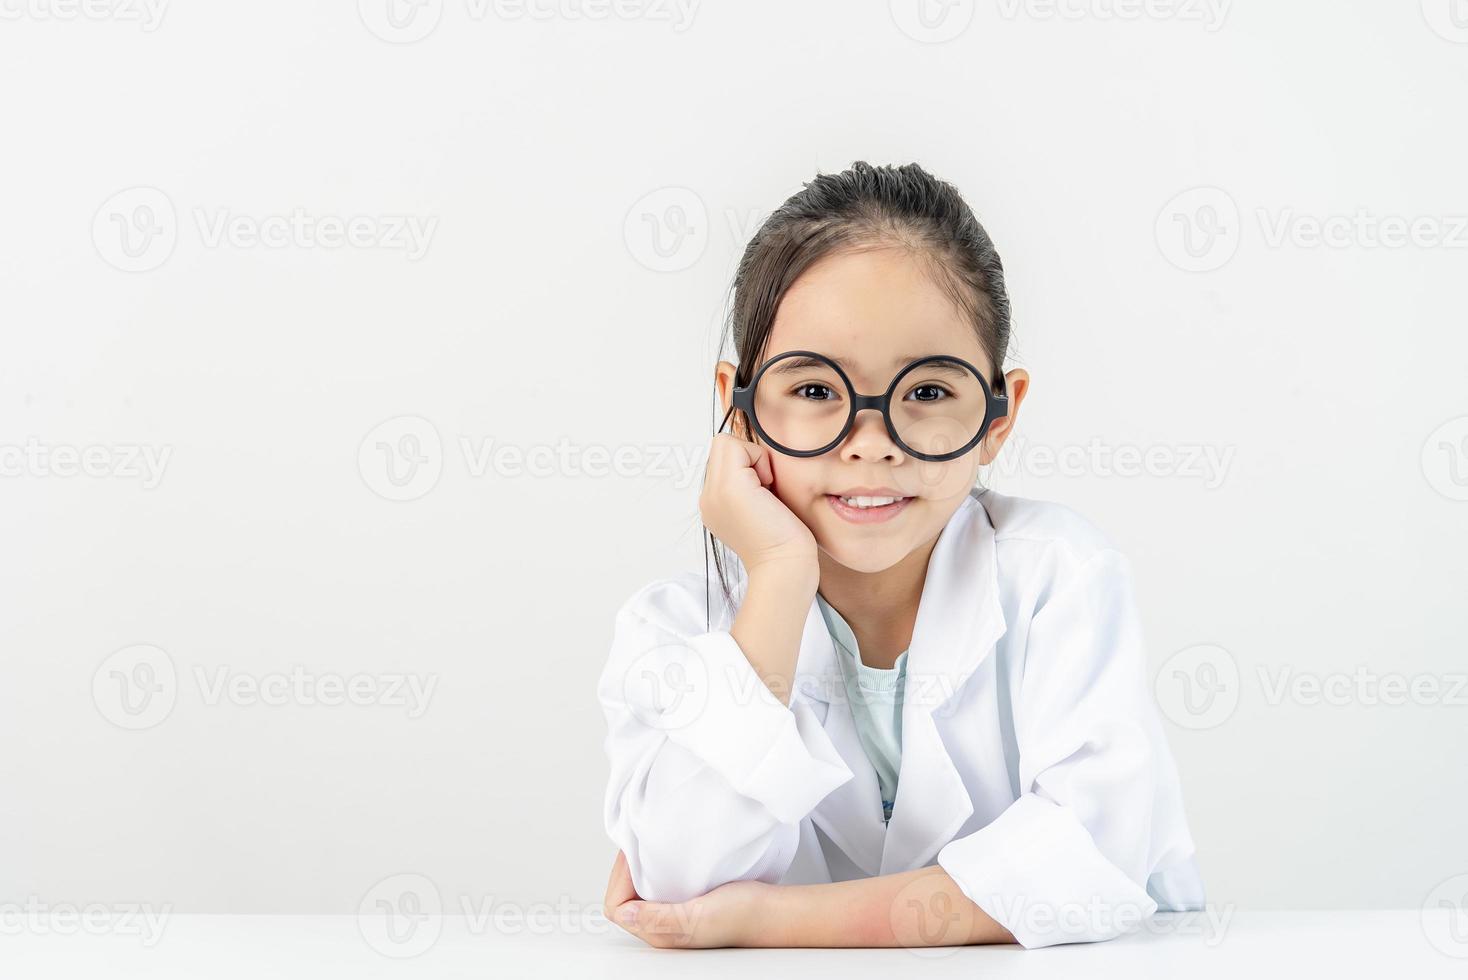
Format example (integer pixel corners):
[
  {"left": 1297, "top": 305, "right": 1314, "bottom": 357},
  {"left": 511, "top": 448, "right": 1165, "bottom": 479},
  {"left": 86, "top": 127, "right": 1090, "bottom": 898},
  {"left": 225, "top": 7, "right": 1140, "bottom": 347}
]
[{"left": 597, "top": 486, "right": 1205, "bottom": 948}]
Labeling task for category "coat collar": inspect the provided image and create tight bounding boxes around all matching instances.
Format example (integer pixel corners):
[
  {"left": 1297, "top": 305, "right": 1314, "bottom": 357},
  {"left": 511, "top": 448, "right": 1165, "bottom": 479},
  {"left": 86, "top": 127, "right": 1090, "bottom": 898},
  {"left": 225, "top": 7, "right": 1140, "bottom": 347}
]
[
  {"left": 787, "top": 486, "right": 1010, "bottom": 876},
  {"left": 790, "top": 486, "right": 1007, "bottom": 708}
]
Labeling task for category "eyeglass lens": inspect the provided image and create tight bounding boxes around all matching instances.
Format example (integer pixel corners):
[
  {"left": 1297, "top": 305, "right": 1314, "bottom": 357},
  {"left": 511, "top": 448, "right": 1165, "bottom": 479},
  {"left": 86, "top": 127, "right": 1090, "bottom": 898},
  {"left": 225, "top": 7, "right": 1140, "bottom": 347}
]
[{"left": 751, "top": 354, "right": 989, "bottom": 456}]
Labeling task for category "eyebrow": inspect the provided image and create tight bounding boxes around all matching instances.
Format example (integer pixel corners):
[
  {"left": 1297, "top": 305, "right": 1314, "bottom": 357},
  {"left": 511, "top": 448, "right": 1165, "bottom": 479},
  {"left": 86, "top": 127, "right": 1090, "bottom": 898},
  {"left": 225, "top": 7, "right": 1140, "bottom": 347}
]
[{"left": 765, "top": 353, "right": 968, "bottom": 374}]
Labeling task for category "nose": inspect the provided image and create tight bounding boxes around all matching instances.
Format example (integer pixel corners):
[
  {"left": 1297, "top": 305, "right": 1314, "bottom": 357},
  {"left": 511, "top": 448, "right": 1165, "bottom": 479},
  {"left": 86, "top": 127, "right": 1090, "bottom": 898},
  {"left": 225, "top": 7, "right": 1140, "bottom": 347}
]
[{"left": 839, "top": 407, "right": 902, "bottom": 462}]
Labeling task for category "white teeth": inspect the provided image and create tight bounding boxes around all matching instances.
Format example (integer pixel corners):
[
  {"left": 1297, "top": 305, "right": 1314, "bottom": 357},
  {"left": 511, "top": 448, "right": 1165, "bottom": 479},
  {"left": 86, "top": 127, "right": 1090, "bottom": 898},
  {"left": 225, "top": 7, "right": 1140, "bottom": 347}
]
[{"left": 838, "top": 495, "right": 902, "bottom": 508}]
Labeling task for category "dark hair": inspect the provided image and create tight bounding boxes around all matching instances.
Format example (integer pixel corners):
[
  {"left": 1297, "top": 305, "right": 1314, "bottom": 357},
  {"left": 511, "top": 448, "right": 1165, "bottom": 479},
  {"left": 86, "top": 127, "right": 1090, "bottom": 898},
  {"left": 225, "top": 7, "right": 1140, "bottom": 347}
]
[{"left": 703, "top": 161, "right": 1014, "bottom": 626}]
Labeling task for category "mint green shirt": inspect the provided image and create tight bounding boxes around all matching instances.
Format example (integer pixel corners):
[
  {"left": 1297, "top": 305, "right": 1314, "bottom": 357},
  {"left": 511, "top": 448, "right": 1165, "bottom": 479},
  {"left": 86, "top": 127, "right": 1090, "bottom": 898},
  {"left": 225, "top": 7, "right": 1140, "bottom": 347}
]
[{"left": 815, "top": 593, "right": 908, "bottom": 824}]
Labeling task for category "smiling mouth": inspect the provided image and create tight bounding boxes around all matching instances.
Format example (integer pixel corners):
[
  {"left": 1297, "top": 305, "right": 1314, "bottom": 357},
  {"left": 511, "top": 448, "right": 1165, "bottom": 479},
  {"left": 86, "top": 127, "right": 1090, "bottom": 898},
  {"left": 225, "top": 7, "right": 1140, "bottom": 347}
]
[{"left": 825, "top": 493, "right": 913, "bottom": 524}]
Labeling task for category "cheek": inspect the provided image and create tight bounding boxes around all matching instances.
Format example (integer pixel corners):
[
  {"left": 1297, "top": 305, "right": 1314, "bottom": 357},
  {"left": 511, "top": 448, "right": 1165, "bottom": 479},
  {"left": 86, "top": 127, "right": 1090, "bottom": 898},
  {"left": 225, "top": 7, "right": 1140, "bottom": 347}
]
[{"left": 767, "top": 456, "right": 821, "bottom": 506}]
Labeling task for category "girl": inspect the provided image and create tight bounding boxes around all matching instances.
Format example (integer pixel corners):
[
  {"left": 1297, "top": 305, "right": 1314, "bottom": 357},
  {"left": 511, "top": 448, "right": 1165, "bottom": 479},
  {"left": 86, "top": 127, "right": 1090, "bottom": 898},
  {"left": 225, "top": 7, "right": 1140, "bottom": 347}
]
[{"left": 597, "top": 161, "right": 1204, "bottom": 950}]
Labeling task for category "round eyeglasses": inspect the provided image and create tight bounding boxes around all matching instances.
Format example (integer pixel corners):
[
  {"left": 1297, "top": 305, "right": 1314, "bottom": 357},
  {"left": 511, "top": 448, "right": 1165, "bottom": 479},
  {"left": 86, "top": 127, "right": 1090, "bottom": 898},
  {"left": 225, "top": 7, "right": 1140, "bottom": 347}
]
[{"left": 718, "top": 350, "right": 1008, "bottom": 462}]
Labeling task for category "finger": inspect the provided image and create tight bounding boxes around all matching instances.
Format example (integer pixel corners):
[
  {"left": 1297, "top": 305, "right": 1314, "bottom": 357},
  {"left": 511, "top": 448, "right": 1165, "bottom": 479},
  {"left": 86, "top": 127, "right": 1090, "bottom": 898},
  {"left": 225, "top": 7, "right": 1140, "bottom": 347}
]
[
  {"left": 718, "top": 434, "right": 773, "bottom": 487},
  {"left": 704, "top": 433, "right": 736, "bottom": 482},
  {"left": 750, "top": 442, "right": 774, "bottom": 488},
  {"left": 616, "top": 900, "right": 695, "bottom": 947},
  {"left": 604, "top": 850, "right": 638, "bottom": 912},
  {"left": 610, "top": 898, "right": 645, "bottom": 940},
  {"left": 706, "top": 435, "right": 757, "bottom": 493}
]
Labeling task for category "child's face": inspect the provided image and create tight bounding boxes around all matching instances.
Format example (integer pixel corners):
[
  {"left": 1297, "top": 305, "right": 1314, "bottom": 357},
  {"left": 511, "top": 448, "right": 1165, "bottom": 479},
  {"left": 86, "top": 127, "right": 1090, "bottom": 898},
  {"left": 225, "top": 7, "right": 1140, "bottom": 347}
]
[{"left": 717, "top": 246, "right": 1026, "bottom": 575}]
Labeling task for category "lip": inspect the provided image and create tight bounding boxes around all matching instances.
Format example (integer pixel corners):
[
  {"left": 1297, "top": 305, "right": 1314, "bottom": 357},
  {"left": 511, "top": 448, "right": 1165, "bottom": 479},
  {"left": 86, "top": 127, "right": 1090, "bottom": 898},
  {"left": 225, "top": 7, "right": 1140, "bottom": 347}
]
[
  {"left": 825, "top": 491, "right": 914, "bottom": 525},
  {"left": 830, "top": 486, "right": 907, "bottom": 498}
]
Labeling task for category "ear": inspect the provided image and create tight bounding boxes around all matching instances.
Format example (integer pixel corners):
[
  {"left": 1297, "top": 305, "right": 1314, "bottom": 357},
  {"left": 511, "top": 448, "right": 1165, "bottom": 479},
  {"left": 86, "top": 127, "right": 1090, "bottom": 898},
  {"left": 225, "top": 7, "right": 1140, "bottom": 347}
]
[{"left": 975, "top": 368, "right": 1029, "bottom": 465}]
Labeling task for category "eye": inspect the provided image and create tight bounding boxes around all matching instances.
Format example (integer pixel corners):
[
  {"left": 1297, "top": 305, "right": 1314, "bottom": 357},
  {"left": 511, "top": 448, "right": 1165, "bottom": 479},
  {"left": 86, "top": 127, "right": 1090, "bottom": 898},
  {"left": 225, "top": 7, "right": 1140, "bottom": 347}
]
[
  {"left": 793, "top": 382, "right": 838, "bottom": 401},
  {"left": 905, "top": 384, "right": 953, "bottom": 403}
]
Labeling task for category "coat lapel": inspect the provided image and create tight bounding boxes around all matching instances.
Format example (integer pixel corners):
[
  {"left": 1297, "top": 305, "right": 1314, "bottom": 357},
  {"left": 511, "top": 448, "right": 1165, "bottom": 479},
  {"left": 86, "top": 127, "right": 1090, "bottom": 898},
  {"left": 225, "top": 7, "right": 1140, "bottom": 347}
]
[
  {"left": 791, "top": 594, "right": 888, "bottom": 876},
  {"left": 880, "top": 488, "right": 1008, "bottom": 873},
  {"left": 789, "top": 488, "right": 1010, "bottom": 878}
]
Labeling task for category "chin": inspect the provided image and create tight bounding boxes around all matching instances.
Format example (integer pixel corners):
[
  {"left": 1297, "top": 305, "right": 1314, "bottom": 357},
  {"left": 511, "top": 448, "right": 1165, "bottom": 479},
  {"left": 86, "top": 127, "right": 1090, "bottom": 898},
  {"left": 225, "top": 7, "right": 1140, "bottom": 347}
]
[{"left": 816, "top": 538, "right": 911, "bottom": 575}]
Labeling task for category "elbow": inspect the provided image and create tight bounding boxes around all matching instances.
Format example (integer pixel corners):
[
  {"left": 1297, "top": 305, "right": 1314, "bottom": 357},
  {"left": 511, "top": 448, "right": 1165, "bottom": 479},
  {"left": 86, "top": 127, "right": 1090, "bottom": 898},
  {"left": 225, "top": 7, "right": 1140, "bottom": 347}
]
[
  {"left": 618, "top": 813, "right": 797, "bottom": 904},
  {"left": 626, "top": 856, "right": 717, "bottom": 905}
]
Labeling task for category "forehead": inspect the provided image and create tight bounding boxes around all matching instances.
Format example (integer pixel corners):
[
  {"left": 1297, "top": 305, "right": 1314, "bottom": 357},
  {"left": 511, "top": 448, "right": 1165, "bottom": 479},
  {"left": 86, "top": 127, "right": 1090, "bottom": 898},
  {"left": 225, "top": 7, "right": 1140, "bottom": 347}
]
[{"left": 764, "top": 246, "right": 988, "bottom": 382}]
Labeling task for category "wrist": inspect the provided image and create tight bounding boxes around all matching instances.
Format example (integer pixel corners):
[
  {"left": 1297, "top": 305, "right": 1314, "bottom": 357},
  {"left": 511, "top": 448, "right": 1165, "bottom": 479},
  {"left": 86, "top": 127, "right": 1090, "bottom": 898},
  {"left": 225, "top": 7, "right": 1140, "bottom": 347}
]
[
  {"left": 746, "top": 882, "right": 803, "bottom": 947},
  {"left": 744, "top": 555, "right": 820, "bottom": 596}
]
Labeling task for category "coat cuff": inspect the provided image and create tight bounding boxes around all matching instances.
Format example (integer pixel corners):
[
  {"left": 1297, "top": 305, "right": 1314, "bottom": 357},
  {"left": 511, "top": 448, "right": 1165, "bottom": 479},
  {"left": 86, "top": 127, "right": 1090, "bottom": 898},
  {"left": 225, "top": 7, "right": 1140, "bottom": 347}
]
[
  {"left": 936, "top": 794, "right": 1158, "bottom": 948},
  {"left": 660, "top": 629, "right": 853, "bottom": 825}
]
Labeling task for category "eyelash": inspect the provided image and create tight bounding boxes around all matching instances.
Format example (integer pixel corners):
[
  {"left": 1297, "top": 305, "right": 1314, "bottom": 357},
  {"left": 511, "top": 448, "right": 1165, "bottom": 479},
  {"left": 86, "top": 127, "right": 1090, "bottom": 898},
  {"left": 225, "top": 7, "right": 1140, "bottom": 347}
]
[
  {"left": 788, "top": 383, "right": 955, "bottom": 401},
  {"left": 907, "top": 384, "right": 952, "bottom": 402},
  {"left": 794, "top": 383, "right": 838, "bottom": 401}
]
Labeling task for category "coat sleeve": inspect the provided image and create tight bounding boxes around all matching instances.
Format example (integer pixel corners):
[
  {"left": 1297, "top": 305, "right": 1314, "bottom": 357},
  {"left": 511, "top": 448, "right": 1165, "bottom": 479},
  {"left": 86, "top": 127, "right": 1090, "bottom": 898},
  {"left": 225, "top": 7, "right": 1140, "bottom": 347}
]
[
  {"left": 597, "top": 576, "right": 854, "bottom": 903},
  {"left": 935, "top": 548, "right": 1204, "bottom": 948}
]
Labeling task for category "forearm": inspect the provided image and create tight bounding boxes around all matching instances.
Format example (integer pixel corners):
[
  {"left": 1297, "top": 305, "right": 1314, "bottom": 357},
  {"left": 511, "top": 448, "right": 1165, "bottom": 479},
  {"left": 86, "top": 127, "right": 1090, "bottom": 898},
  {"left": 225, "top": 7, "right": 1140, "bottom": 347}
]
[
  {"left": 729, "top": 564, "right": 818, "bottom": 706},
  {"left": 754, "top": 866, "right": 1016, "bottom": 948}
]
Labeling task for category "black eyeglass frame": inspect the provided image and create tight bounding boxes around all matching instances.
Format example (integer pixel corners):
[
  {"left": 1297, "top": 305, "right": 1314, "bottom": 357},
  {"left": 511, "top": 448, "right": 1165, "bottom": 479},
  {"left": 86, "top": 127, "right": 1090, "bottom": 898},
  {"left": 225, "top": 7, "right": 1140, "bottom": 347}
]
[{"left": 718, "top": 349, "right": 1009, "bottom": 462}]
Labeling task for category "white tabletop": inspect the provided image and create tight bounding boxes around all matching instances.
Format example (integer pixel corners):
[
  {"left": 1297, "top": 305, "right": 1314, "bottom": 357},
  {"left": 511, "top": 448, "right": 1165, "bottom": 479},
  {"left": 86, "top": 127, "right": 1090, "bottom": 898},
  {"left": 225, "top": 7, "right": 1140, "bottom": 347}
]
[{"left": 5, "top": 911, "right": 1465, "bottom": 978}]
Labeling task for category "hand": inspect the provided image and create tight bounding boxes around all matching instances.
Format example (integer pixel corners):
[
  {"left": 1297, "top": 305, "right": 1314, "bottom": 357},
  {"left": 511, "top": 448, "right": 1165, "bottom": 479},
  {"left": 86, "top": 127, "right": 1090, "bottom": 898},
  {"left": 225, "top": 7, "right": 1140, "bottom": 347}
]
[
  {"left": 604, "top": 849, "right": 773, "bottom": 949},
  {"left": 699, "top": 433, "right": 818, "bottom": 580}
]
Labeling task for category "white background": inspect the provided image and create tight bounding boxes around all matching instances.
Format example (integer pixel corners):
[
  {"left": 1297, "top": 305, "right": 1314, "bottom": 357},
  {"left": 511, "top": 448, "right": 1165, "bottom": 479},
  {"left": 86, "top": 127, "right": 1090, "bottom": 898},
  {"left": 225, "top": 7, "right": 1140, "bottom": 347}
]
[{"left": 1, "top": 0, "right": 1465, "bottom": 918}]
